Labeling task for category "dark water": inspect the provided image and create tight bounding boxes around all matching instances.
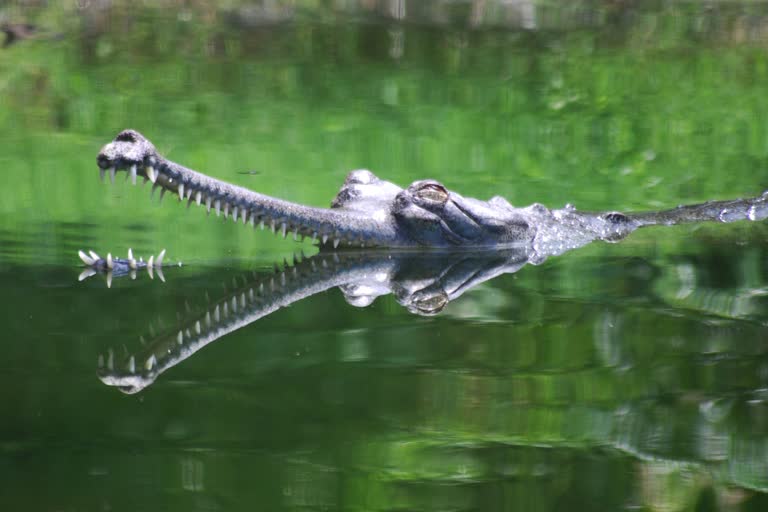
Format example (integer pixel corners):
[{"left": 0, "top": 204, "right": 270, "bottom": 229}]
[{"left": 2, "top": 1, "right": 768, "bottom": 510}]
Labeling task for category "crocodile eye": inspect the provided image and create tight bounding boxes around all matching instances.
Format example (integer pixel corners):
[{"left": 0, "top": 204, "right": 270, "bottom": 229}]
[{"left": 415, "top": 183, "right": 449, "bottom": 204}]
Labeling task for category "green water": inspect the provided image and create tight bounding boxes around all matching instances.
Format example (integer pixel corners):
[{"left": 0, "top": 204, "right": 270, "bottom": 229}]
[{"left": 2, "top": 1, "right": 768, "bottom": 510}]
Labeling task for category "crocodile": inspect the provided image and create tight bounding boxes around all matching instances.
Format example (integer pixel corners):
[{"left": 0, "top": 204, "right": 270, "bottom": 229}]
[{"left": 96, "top": 129, "right": 768, "bottom": 255}]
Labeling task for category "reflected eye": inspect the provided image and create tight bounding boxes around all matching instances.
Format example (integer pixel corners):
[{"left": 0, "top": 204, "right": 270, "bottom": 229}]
[
  {"left": 409, "top": 290, "right": 449, "bottom": 316},
  {"left": 415, "top": 183, "right": 449, "bottom": 204}
]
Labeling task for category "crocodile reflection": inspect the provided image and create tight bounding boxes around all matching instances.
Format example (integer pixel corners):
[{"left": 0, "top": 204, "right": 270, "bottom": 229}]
[{"left": 96, "top": 248, "right": 534, "bottom": 393}]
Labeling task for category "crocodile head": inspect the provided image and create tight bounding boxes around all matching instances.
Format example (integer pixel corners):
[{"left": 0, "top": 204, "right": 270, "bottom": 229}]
[{"left": 96, "top": 130, "right": 534, "bottom": 249}]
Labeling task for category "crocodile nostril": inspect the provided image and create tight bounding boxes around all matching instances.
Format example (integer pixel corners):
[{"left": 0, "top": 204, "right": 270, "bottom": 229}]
[{"left": 115, "top": 131, "right": 137, "bottom": 143}]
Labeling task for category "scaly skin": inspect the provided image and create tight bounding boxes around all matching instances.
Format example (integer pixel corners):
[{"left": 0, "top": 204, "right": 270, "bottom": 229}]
[{"left": 96, "top": 130, "right": 768, "bottom": 252}]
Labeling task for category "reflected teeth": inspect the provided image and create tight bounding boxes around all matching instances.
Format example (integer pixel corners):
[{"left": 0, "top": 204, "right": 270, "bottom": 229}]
[
  {"left": 78, "top": 268, "right": 97, "bottom": 281},
  {"left": 146, "top": 165, "right": 157, "bottom": 183}
]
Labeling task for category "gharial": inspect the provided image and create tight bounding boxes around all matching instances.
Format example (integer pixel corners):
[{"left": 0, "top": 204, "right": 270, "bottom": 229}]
[{"left": 94, "top": 129, "right": 768, "bottom": 256}]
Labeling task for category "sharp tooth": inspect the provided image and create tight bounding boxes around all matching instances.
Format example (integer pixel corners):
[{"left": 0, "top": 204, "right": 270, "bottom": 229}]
[
  {"left": 128, "top": 248, "right": 133, "bottom": 260},
  {"left": 206, "top": 196, "right": 212, "bottom": 213},
  {"left": 281, "top": 223, "right": 287, "bottom": 238},
  {"left": 321, "top": 234, "right": 328, "bottom": 244},
  {"left": 223, "top": 302, "right": 229, "bottom": 318},
  {"left": 195, "top": 321, "right": 201, "bottom": 335},
  {"left": 240, "top": 293, "right": 246, "bottom": 308},
  {"left": 148, "top": 255, "right": 154, "bottom": 269},
  {"left": 129, "top": 257, "right": 137, "bottom": 270},
  {"left": 205, "top": 311, "right": 211, "bottom": 327},
  {"left": 156, "top": 249, "right": 166, "bottom": 266},
  {"left": 250, "top": 214, "right": 255, "bottom": 227},
  {"left": 145, "top": 355, "right": 156, "bottom": 371},
  {"left": 147, "top": 265, "right": 154, "bottom": 280},
  {"left": 146, "top": 165, "right": 157, "bottom": 183},
  {"left": 186, "top": 188, "right": 192, "bottom": 200},
  {"left": 214, "top": 305, "right": 220, "bottom": 322},
  {"left": 195, "top": 191, "right": 202, "bottom": 205},
  {"left": 107, "top": 349, "right": 114, "bottom": 370},
  {"left": 270, "top": 220, "right": 276, "bottom": 233},
  {"left": 178, "top": 183, "right": 185, "bottom": 201},
  {"left": 129, "top": 164, "right": 137, "bottom": 185},
  {"left": 99, "top": 168, "right": 106, "bottom": 182},
  {"left": 242, "top": 210, "right": 248, "bottom": 225},
  {"left": 177, "top": 330, "right": 183, "bottom": 344},
  {"left": 89, "top": 250, "right": 101, "bottom": 261},
  {"left": 128, "top": 356, "right": 136, "bottom": 373},
  {"left": 106, "top": 253, "right": 114, "bottom": 269},
  {"left": 333, "top": 239, "right": 340, "bottom": 249},
  {"left": 215, "top": 199, "right": 221, "bottom": 216},
  {"left": 224, "top": 202, "right": 230, "bottom": 219},
  {"left": 78, "top": 250, "right": 95, "bottom": 266},
  {"left": 109, "top": 166, "right": 116, "bottom": 183},
  {"left": 232, "top": 206, "right": 238, "bottom": 222}
]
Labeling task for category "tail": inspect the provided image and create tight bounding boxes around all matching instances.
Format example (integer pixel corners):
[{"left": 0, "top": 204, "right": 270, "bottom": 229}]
[{"left": 627, "top": 192, "right": 768, "bottom": 228}]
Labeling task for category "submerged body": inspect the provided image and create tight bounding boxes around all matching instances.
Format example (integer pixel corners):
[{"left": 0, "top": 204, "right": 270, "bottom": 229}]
[{"left": 96, "top": 130, "right": 768, "bottom": 256}]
